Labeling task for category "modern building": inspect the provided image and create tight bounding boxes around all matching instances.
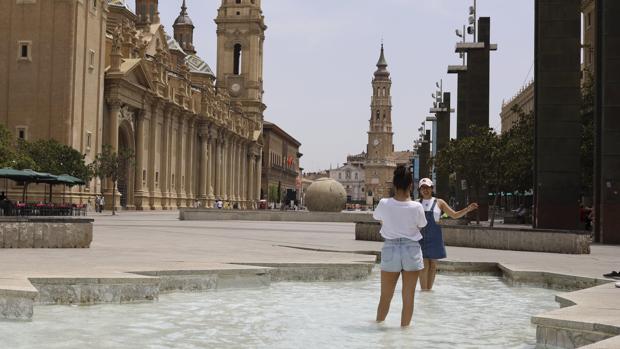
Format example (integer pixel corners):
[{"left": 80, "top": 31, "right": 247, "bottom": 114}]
[
  {"left": 260, "top": 121, "right": 301, "bottom": 206},
  {"left": 0, "top": 0, "right": 266, "bottom": 209}
]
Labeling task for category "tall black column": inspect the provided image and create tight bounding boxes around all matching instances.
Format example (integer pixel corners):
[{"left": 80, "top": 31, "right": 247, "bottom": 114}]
[
  {"left": 467, "top": 17, "right": 491, "bottom": 133},
  {"left": 456, "top": 70, "right": 469, "bottom": 139},
  {"left": 594, "top": 0, "right": 620, "bottom": 243},
  {"left": 436, "top": 92, "right": 451, "bottom": 200},
  {"left": 466, "top": 17, "right": 492, "bottom": 220},
  {"left": 534, "top": 0, "right": 581, "bottom": 230},
  {"left": 419, "top": 130, "right": 431, "bottom": 180}
]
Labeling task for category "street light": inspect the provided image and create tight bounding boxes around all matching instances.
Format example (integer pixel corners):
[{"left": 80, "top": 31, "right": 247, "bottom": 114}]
[{"left": 467, "top": 1, "right": 477, "bottom": 41}]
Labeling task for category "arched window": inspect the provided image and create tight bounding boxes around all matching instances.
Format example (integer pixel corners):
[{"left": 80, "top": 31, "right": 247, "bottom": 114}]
[
  {"left": 376, "top": 110, "right": 380, "bottom": 120},
  {"left": 150, "top": 4, "right": 155, "bottom": 20},
  {"left": 233, "top": 44, "right": 242, "bottom": 75},
  {"left": 355, "top": 173, "right": 358, "bottom": 180}
]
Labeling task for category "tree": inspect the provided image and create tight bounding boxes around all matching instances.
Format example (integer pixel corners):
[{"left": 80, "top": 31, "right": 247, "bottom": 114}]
[
  {"left": 90, "top": 145, "right": 135, "bottom": 215},
  {"left": 435, "top": 126, "right": 499, "bottom": 224},
  {"left": 0, "top": 125, "right": 35, "bottom": 169},
  {"left": 22, "top": 139, "right": 92, "bottom": 181},
  {"left": 502, "top": 105, "right": 534, "bottom": 194}
]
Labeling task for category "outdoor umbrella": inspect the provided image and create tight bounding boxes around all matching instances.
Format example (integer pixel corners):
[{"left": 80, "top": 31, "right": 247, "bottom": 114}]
[
  {"left": 0, "top": 168, "right": 36, "bottom": 197},
  {"left": 20, "top": 169, "right": 58, "bottom": 203},
  {"left": 56, "top": 174, "right": 86, "bottom": 203}
]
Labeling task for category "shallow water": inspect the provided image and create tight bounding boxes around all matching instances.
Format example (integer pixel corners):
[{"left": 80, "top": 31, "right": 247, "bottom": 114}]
[{"left": 0, "top": 273, "right": 558, "bottom": 349}]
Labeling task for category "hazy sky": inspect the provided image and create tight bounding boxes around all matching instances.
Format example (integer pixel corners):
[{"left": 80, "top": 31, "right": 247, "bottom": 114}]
[{"left": 147, "top": 0, "right": 535, "bottom": 172}]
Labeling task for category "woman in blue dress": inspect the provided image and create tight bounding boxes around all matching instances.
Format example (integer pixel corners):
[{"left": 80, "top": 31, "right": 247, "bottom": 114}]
[{"left": 418, "top": 178, "right": 478, "bottom": 290}]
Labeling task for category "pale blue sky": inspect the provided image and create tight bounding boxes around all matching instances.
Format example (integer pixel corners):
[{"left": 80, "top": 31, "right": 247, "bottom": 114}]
[{"left": 148, "top": 0, "right": 535, "bottom": 172}]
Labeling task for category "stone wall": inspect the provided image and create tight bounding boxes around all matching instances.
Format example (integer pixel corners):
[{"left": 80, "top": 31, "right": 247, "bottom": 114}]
[
  {"left": 355, "top": 222, "right": 591, "bottom": 254},
  {"left": 179, "top": 208, "right": 376, "bottom": 223},
  {"left": 0, "top": 218, "right": 93, "bottom": 248}
]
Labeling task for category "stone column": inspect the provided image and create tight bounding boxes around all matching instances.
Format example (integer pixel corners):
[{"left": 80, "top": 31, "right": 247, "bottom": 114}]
[
  {"left": 104, "top": 99, "right": 122, "bottom": 210},
  {"left": 215, "top": 137, "right": 222, "bottom": 201},
  {"left": 221, "top": 138, "right": 229, "bottom": 201},
  {"left": 255, "top": 152, "right": 262, "bottom": 206},
  {"left": 174, "top": 116, "right": 183, "bottom": 206},
  {"left": 208, "top": 130, "right": 216, "bottom": 205},
  {"left": 534, "top": 0, "right": 581, "bottom": 229},
  {"left": 229, "top": 137, "right": 236, "bottom": 203},
  {"left": 107, "top": 100, "right": 121, "bottom": 151},
  {"left": 247, "top": 146, "right": 254, "bottom": 208},
  {"left": 148, "top": 100, "right": 162, "bottom": 209},
  {"left": 159, "top": 108, "right": 172, "bottom": 209},
  {"left": 199, "top": 127, "right": 209, "bottom": 202},
  {"left": 240, "top": 141, "right": 247, "bottom": 208},
  {"left": 238, "top": 140, "right": 244, "bottom": 205},
  {"left": 185, "top": 118, "right": 195, "bottom": 205},
  {"left": 233, "top": 138, "right": 240, "bottom": 203},
  {"left": 134, "top": 109, "right": 146, "bottom": 209}
]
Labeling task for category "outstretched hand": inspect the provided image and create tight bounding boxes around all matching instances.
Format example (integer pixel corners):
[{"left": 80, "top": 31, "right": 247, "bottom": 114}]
[{"left": 467, "top": 203, "right": 479, "bottom": 212}]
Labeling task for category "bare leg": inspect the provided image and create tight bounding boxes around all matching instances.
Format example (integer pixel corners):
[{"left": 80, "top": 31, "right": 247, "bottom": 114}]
[
  {"left": 376, "top": 271, "right": 400, "bottom": 322},
  {"left": 427, "top": 259, "right": 438, "bottom": 290},
  {"left": 419, "top": 259, "right": 431, "bottom": 290},
  {"left": 400, "top": 270, "right": 420, "bottom": 327}
]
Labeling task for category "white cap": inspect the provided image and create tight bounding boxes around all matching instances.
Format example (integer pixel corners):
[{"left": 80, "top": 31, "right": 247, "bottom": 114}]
[{"left": 419, "top": 178, "right": 434, "bottom": 188}]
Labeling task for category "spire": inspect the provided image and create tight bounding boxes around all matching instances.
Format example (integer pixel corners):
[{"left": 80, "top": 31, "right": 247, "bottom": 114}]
[
  {"left": 374, "top": 43, "right": 390, "bottom": 78},
  {"left": 377, "top": 42, "right": 387, "bottom": 67}
]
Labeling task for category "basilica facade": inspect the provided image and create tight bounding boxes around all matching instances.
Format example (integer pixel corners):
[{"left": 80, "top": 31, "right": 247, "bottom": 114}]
[{"left": 0, "top": 0, "right": 266, "bottom": 209}]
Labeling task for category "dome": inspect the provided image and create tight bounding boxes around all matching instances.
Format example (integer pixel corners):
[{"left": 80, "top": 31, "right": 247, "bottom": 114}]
[
  {"left": 174, "top": 14, "right": 193, "bottom": 26},
  {"left": 185, "top": 54, "right": 215, "bottom": 78}
]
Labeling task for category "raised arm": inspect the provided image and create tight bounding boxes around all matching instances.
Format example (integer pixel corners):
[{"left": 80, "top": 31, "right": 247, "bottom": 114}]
[{"left": 437, "top": 199, "right": 478, "bottom": 219}]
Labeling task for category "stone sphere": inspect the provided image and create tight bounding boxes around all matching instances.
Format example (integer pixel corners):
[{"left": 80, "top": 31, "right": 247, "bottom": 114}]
[{"left": 305, "top": 178, "right": 347, "bottom": 212}]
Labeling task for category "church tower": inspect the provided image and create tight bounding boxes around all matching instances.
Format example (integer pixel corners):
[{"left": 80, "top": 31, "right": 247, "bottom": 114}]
[
  {"left": 214, "top": 0, "right": 267, "bottom": 122},
  {"left": 365, "top": 44, "right": 396, "bottom": 200},
  {"left": 173, "top": 0, "right": 196, "bottom": 54}
]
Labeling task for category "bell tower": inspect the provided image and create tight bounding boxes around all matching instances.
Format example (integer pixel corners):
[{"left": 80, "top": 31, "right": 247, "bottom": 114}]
[
  {"left": 367, "top": 43, "right": 394, "bottom": 160},
  {"left": 215, "top": 0, "right": 267, "bottom": 122},
  {"left": 365, "top": 44, "right": 396, "bottom": 200}
]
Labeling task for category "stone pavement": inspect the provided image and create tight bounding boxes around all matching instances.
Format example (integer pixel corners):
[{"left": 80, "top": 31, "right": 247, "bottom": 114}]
[{"left": 0, "top": 211, "right": 618, "bottom": 347}]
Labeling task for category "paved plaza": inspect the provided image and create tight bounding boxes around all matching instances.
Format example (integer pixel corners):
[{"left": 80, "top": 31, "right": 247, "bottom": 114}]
[
  {"left": 1, "top": 211, "right": 619, "bottom": 289},
  {"left": 0, "top": 212, "right": 619, "bottom": 347}
]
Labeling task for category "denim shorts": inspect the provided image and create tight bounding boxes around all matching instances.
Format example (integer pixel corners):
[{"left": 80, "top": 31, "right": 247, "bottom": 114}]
[{"left": 380, "top": 238, "right": 424, "bottom": 272}]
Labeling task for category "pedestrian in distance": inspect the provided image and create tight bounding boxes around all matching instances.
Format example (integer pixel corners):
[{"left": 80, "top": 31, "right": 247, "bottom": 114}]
[
  {"left": 374, "top": 165, "right": 427, "bottom": 327},
  {"left": 417, "top": 178, "right": 478, "bottom": 291}
]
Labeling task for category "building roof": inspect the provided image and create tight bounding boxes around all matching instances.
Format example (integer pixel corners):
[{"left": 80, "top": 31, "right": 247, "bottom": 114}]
[
  {"left": 263, "top": 121, "right": 301, "bottom": 147},
  {"left": 165, "top": 34, "right": 186, "bottom": 54},
  {"left": 185, "top": 54, "right": 215, "bottom": 77},
  {"left": 107, "top": 0, "right": 129, "bottom": 8}
]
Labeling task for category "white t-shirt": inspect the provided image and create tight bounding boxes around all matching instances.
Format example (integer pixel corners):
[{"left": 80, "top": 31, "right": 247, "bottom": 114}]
[
  {"left": 421, "top": 199, "right": 442, "bottom": 221},
  {"left": 373, "top": 198, "right": 427, "bottom": 241}
]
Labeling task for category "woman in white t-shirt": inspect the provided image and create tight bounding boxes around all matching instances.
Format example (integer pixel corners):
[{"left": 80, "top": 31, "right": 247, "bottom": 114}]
[{"left": 373, "top": 165, "right": 427, "bottom": 327}]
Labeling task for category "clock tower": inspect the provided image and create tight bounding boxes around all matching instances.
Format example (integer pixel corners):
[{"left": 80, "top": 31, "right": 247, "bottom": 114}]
[
  {"left": 215, "top": 0, "right": 267, "bottom": 123},
  {"left": 365, "top": 44, "right": 396, "bottom": 200}
]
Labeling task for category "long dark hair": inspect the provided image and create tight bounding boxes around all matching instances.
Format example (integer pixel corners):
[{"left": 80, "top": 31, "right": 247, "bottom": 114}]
[{"left": 392, "top": 165, "right": 412, "bottom": 192}]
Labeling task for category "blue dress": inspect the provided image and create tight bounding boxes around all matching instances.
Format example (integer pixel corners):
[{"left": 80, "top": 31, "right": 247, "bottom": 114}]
[{"left": 419, "top": 199, "right": 447, "bottom": 260}]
